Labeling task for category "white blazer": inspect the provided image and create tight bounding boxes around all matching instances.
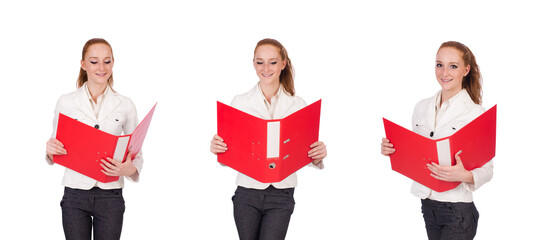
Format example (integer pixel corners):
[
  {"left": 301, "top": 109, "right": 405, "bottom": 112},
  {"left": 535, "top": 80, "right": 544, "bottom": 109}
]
[
  {"left": 229, "top": 83, "right": 323, "bottom": 189},
  {"left": 46, "top": 83, "right": 143, "bottom": 190},
  {"left": 410, "top": 89, "right": 494, "bottom": 202}
]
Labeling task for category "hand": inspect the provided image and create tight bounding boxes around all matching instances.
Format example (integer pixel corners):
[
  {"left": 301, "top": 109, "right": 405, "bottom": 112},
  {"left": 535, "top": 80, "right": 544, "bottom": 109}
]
[
  {"left": 100, "top": 152, "right": 137, "bottom": 177},
  {"left": 308, "top": 141, "right": 327, "bottom": 166},
  {"left": 210, "top": 134, "right": 227, "bottom": 155},
  {"left": 381, "top": 137, "right": 395, "bottom": 156},
  {"left": 46, "top": 138, "right": 67, "bottom": 160},
  {"left": 427, "top": 151, "right": 474, "bottom": 183}
]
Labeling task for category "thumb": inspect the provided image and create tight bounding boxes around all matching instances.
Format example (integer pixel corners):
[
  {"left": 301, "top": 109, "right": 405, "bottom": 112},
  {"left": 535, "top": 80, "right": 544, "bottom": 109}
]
[{"left": 455, "top": 150, "right": 463, "bottom": 164}]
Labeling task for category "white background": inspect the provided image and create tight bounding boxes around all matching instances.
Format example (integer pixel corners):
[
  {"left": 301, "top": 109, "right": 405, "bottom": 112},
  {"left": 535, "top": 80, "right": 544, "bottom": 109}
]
[{"left": 1, "top": 0, "right": 547, "bottom": 239}]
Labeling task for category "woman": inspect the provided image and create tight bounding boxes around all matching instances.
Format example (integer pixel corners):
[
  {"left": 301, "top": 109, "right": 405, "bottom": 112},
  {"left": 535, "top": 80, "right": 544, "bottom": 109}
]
[
  {"left": 45, "top": 38, "right": 143, "bottom": 240},
  {"left": 381, "top": 41, "right": 493, "bottom": 240},
  {"left": 210, "top": 38, "right": 327, "bottom": 240}
]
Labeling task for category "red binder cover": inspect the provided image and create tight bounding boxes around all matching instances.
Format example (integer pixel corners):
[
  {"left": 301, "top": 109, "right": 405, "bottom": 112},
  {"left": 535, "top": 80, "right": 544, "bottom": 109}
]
[
  {"left": 53, "top": 104, "right": 157, "bottom": 183},
  {"left": 383, "top": 105, "right": 496, "bottom": 192},
  {"left": 217, "top": 100, "right": 321, "bottom": 183}
]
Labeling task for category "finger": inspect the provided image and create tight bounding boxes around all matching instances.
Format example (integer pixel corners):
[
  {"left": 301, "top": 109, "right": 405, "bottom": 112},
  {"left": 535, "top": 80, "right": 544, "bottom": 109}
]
[
  {"left": 106, "top": 157, "right": 122, "bottom": 166},
  {"left": 125, "top": 152, "right": 133, "bottom": 162},
  {"left": 101, "top": 159, "right": 118, "bottom": 170},
  {"left": 311, "top": 153, "right": 326, "bottom": 160},
  {"left": 381, "top": 146, "right": 395, "bottom": 153},
  {"left": 213, "top": 135, "right": 224, "bottom": 142},
  {"left": 100, "top": 163, "right": 118, "bottom": 174},
  {"left": 381, "top": 143, "right": 394, "bottom": 148},
  {"left": 211, "top": 147, "right": 227, "bottom": 154},
  {"left": 308, "top": 145, "right": 324, "bottom": 155},
  {"left": 212, "top": 139, "right": 227, "bottom": 147},
  {"left": 430, "top": 173, "right": 445, "bottom": 181},
  {"left": 309, "top": 141, "right": 324, "bottom": 148},
  {"left": 101, "top": 169, "right": 118, "bottom": 176},
  {"left": 50, "top": 138, "right": 65, "bottom": 147},
  {"left": 455, "top": 150, "right": 463, "bottom": 162},
  {"left": 47, "top": 145, "right": 66, "bottom": 155},
  {"left": 213, "top": 144, "right": 228, "bottom": 151},
  {"left": 313, "top": 159, "right": 323, "bottom": 165},
  {"left": 308, "top": 151, "right": 325, "bottom": 159},
  {"left": 47, "top": 140, "right": 66, "bottom": 151}
]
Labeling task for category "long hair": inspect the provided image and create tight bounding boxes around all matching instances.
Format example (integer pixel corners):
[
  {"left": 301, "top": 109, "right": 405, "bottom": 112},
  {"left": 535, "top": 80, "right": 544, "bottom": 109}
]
[
  {"left": 254, "top": 38, "right": 295, "bottom": 96},
  {"left": 77, "top": 38, "right": 114, "bottom": 89},
  {"left": 438, "top": 41, "right": 482, "bottom": 105}
]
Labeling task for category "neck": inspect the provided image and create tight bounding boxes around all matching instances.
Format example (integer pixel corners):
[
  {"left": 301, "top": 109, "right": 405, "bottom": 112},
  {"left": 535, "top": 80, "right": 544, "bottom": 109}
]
[
  {"left": 87, "top": 81, "right": 108, "bottom": 103},
  {"left": 440, "top": 87, "right": 462, "bottom": 105},
  {"left": 259, "top": 81, "right": 280, "bottom": 104}
]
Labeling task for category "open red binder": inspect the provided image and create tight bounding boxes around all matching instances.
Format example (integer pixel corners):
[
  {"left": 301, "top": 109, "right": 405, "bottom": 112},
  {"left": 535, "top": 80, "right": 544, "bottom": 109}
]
[
  {"left": 383, "top": 105, "right": 496, "bottom": 192},
  {"left": 217, "top": 100, "right": 321, "bottom": 183},
  {"left": 53, "top": 104, "right": 157, "bottom": 183}
]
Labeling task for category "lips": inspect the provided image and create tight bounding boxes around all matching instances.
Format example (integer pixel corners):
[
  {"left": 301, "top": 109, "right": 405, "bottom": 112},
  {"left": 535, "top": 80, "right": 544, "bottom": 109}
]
[
  {"left": 95, "top": 73, "right": 107, "bottom": 77},
  {"left": 262, "top": 73, "right": 273, "bottom": 77},
  {"left": 441, "top": 78, "right": 452, "bottom": 83}
]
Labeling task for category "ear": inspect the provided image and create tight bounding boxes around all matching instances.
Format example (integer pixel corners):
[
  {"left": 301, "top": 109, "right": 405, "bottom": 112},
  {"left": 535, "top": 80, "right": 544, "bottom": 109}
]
[
  {"left": 81, "top": 59, "right": 85, "bottom": 71},
  {"left": 464, "top": 65, "right": 471, "bottom": 76},
  {"left": 282, "top": 59, "right": 287, "bottom": 70}
]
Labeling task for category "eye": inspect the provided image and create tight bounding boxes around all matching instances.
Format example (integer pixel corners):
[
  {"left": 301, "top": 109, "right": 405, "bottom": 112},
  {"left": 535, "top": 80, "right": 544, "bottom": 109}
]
[
  {"left": 270, "top": 61, "right": 278, "bottom": 65},
  {"left": 450, "top": 65, "right": 458, "bottom": 69},
  {"left": 256, "top": 61, "right": 264, "bottom": 65},
  {"left": 436, "top": 63, "right": 442, "bottom": 68},
  {"left": 104, "top": 61, "right": 111, "bottom": 64},
  {"left": 90, "top": 61, "right": 98, "bottom": 64}
]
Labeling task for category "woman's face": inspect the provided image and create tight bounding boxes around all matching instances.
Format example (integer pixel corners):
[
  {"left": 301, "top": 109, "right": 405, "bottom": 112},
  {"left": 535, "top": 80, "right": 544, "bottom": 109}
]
[
  {"left": 435, "top": 47, "right": 470, "bottom": 94},
  {"left": 253, "top": 44, "right": 286, "bottom": 86},
  {"left": 81, "top": 43, "right": 113, "bottom": 86}
]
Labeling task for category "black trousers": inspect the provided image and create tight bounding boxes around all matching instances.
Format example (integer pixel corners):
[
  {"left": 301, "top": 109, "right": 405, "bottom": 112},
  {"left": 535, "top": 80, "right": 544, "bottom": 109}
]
[
  {"left": 421, "top": 198, "right": 479, "bottom": 240},
  {"left": 232, "top": 186, "right": 295, "bottom": 240},
  {"left": 60, "top": 187, "right": 125, "bottom": 240}
]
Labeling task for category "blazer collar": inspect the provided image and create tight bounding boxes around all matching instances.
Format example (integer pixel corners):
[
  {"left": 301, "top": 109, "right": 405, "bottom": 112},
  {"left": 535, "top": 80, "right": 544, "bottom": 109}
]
[
  {"left": 252, "top": 83, "right": 295, "bottom": 120},
  {"left": 72, "top": 82, "right": 120, "bottom": 123},
  {"left": 430, "top": 89, "right": 472, "bottom": 128}
]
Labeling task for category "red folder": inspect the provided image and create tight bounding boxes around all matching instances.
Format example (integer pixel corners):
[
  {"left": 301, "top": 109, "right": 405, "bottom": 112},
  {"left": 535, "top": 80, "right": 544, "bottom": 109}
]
[
  {"left": 383, "top": 105, "right": 496, "bottom": 192},
  {"left": 217, "top": 100, "right": 321, "bottom": 183},
  {"left": 53, "top": 104, "right": 157, "bottom": 183}
]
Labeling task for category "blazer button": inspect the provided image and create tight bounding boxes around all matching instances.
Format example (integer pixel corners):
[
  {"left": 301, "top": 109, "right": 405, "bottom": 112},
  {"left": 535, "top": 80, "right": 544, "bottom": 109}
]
[
  {"left": 429, "top": 131, "right": 434, "bottom": 137},
  {"left": 94, "top": 124, "right": 99, "bottom": 129}
]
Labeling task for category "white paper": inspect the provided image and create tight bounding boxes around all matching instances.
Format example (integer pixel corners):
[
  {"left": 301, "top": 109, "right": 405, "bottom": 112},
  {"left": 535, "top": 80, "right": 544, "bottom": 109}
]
[
  {"left": 436, "top": 139, "right": 451, "bottom": 166},
  {"left": 113, "top": 136, "right": 130, "bottom": 162},
  {"left": 267, "top": 121, "right": 280, "bottom": 158}
]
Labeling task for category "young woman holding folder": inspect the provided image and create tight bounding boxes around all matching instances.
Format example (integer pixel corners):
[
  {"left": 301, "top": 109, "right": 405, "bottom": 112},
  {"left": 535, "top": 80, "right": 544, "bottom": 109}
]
[
  {"left": 210, "top": 38, "right": 327, "bottom": 240},
  {"left": 45, "top": 38, "right": 143, "bottom": 240},
  {"left": 381, "top": 41, "right": 493, "bottom": 240}
]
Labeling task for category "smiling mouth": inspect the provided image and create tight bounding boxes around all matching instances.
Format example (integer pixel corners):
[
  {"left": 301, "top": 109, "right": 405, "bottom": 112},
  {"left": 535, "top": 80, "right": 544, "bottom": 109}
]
[
  {"left": 96, "top": 73, "right": 107, "bottom": 77},
  {"left": 441, "top": 79, "right": 452, "bottom": 83},
  {"left": 262, "top": 73, "right": 273, "bottom": 77}
]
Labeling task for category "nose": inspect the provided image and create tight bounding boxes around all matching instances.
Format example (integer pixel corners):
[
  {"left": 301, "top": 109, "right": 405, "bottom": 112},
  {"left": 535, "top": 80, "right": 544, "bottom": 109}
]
[
  {"left": 99, "top": 62, "right": 106, "bottom": 71},
  {"left": 442, "top": 67, "right": 450, "bottom": 77}
]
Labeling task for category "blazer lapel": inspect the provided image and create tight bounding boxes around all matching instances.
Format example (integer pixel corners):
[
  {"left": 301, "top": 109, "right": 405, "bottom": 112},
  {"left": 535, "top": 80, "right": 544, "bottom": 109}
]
[
  {"left": 273, "top": 90, "right": 294, "bottom": 119},
  {"left": 73, "top": 85, "right": 98, "bottom": 122},
  {"left": 252, "top": 84, "right": 274, "bottom": 120},
  {"left": 97, "top": 87, "right": 120, "bottom": 123}
]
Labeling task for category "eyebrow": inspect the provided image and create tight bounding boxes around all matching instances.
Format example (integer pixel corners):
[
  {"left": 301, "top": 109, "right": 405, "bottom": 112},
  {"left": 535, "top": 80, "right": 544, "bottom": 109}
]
[
  {"left": 436, "top": 60, "right": 460, "bottom": 65},
  {"left": 88, "top": 57, "right": 112, "bottom": 60},
  {"left": 255, "top": 57, "right": 279, "bottom": 61}
]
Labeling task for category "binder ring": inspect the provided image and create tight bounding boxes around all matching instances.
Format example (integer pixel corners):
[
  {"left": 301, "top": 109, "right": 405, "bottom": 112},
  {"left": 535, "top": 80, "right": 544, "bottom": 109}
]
[{"left": 269, "top": 163, "right": 276, "bottom": 169}]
